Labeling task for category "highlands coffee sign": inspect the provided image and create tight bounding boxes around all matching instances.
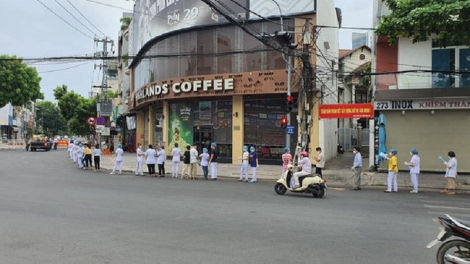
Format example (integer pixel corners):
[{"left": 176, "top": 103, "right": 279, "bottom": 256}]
[
  {"left": 135, "top": 79, "right": 234, "bottom": 101},
  {"left": 132, "top": 69, "right": 289, "bottom": 108}
]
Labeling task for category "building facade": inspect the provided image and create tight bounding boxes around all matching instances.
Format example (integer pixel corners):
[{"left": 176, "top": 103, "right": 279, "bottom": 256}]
[
  {"left": 126, "top": 0, "right": 340, "bottom": 164},
  {"left": 372, "top": 0, "right": 470, "bottom": 172}
]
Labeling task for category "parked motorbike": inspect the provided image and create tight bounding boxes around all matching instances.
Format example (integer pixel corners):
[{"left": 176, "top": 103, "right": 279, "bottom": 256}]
[
  {"left": 274, "top": 165, "right": 327, "bottom": 198},
  {"left": 337, "top": 144, "right": 344, "bottom": 154},
  {"left": 427, "top": 214, "right": 470, "bottom": 264}
]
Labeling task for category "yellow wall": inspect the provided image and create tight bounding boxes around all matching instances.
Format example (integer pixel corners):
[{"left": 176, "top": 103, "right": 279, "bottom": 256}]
[
  {"left": 148, "top": 105, "right": 155, "bottom": 146},
  {"left": 137, "top": 110, "right": 145, "bottom": 148},
  {"left": 232, "top": 96, "right": 244, "bottom": 164},
  {"left": 163, "top": 101, "right": 169, "bottom": 150}
]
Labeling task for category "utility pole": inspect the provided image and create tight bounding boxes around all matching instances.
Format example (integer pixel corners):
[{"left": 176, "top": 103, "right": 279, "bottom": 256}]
[{"left": 94, "top": 37, "right": 114, "bottom": 148}]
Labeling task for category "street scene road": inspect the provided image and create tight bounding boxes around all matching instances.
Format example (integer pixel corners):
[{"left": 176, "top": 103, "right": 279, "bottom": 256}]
[{"left": 1, "top": 149, "right": 469, "bottom": 264}]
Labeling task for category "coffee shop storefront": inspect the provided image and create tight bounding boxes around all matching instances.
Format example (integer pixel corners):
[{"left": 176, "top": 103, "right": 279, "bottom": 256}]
[{"left": 130, "top": 69, "right": 298, "bottom": 164}]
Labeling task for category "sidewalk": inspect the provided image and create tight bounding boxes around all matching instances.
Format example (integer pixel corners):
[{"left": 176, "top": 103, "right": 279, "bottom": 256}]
[{"left": 96, "top": 151, "right": 470, "bottom": 191}]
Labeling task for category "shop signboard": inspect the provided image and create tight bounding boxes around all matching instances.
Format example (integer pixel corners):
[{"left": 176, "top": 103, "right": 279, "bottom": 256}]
[
  {"left": 319, "top": 103, "right": 374, "bottom": 119},
  {"left": 169, "top": 103, "right": 194, "bottom": 149},
  {"left": 286, "top": 125, "right": 295, "bottom": 135},
  {"left": 199, "top": 101, "right": 212, "bottom": 120},
  {"left": 374, "top": 99, "right": 470, "bottom": 110}
]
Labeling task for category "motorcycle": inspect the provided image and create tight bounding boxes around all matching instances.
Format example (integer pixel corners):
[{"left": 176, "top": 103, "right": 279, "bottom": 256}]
[
  {"left": 53, "top": 142, "right": 57, "bottom": 150},
  {"left": 427, "top": 214, "right": 470, "bottom": 264},
  {"left": 274, "top": 165, "right": 327, "bottom": 198}
]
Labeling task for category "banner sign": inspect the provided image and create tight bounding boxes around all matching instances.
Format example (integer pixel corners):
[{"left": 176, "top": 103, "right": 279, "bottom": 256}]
[
  {"left": 319, "top": 103, "right": 374, "bottom": 119},
  {"left": 375, "top": 100, "right": 470, "bottom": 110}
]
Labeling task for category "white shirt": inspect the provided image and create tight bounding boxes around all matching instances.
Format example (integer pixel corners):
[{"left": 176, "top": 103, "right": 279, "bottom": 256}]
[
  {"left": 190, "top": 148, "right": 198, "bottom": 164},
  {"left": 157, "top": 149, "right": 165, "bottom": 164},
  {"left": 115, "top": 148, "right": 124, "bottom": 162},
  {"left": 145, "top": 149, "right": 157, "bottom": 164},
  {"left": 242, "top": 151, "right": 249, "bottom": 165},
  {"left": 172, "top": 148, "right": 181, "bottom": 162},
  {"left": 410, "top": 155, "right": 420, "bottom": 174},
  {"left": 77, "top": 147, "right": 84, "bottom": 157},
  {"left": 136, "top": 148, "right": 143, "bottom": 161},
  {"left": 445, "top": 158, "right": 457, "bottom": 178},
  {"left": 92, "top": 149, "right": 102, "bottom": 156},
  {"left": 316, "top": 152, "right": 325, "bottom": 168}
]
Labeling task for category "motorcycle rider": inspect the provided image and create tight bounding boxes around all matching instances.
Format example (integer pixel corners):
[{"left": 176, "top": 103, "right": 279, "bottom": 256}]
[{"left": 293, "top": 151, "right": 312, "bottom": 188}]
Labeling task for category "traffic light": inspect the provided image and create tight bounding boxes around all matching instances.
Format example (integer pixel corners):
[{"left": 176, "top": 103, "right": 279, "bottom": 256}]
[
  {"left": 281, "top": 117, "right": 288, "bottom": 129},
  {"left": 275, "top": 31, "right": 298, "bottom": 50},
  {"left": 287, "top": 95, "right": 294, "bottom": 113}
]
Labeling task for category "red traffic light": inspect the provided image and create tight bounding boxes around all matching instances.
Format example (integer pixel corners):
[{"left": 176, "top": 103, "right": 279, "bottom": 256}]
[
  {"left": 287, "top": 96, "right": 294, "bottom": 102},
  {"left": 281, "top": 117, "right": 287, "bottom": 124}
]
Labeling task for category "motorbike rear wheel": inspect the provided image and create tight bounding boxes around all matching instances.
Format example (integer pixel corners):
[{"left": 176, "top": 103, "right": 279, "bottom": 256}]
[
  {"left": 313, "top": 185, "right": 325, "bottom": 198},
  {"left": 436, "top": 239, "right": 470, "bottom": 264},
  {"left": 274, "top": 183, "right": 287, "bottom": 195}
]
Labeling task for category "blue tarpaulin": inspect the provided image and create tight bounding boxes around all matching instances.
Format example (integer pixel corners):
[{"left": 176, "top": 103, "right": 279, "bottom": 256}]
[{"left": 378, "top": 113, "right": 387, "bottom": 162}]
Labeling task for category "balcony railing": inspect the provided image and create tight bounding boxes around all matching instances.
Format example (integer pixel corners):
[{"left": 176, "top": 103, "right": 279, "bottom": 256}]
[{"left": 376, "top": 72, "right": 470, "bottom": 90}]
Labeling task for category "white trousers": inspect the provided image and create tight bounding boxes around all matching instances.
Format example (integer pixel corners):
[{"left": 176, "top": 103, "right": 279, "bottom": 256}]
[
  {"left": 410, "top": 173, "right": 419, "bottom": 192},
  {"left": 293, "top": 171, "right": 310, "bottom": 186},
  {"left": 172, "top": 161, "right": 180, "bottom": 177},
  {"left": 73, "top": 152, "right": 77, "bottom": 162},
  {"left": 135, "top": 159, "right": 143, "bottom": 175},
  {"left": 250, "top": 166, "right": 257, "bottom": 182},
  {"left": 281, "top": 169, "right": 286, "bottom": 180},
  {"left": 240, "top": 163, "right": 248, "bottom": 180},
  {"left": 78, "top": 155, "right": 84, "bottom": 168},
  {"left": 387, "top": 172, "right": 398, "bottom": 192},
  {"left": 211, "top": 162, "right": 218, "bottom": 179},
  {"left": 113, "top": 160, "right": 122, "bottom": 173},
  {"left": 69, "top": 150, "right": 73, "bottom": 159}
]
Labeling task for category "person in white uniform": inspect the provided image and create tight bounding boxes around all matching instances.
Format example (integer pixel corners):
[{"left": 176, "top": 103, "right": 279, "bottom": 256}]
[
  {"left": 293, "top": 151, "right": 312, "bottom": 188},
  {"left": 77, "top": 144, "right": 85, "bottom": 169},
  {"left": 73, "top": 142, "right": 79, "bottom": 163},
  {"left": 239, "top": 145, "right": 249, "bottom": 182},
  {"left": 68, "top": 141, "right": 73, "bottom": 159},
  {"left": 171, "top": 143, "right": 182, "bottom": 178},
  {"left": 441, "top": 151, "right": 458, "bottom": 195},
  {"left": 135, "top": 144, "right": 144, "bottom": 176},
  {"left": 405, "top": 148, "right": 420, "bottom": 193},
  {"left": 145, "top": 145, "right": 157, "bottom": 177},
  {"left": 110, "top": 144, "right": 124, "bottom": 175}
]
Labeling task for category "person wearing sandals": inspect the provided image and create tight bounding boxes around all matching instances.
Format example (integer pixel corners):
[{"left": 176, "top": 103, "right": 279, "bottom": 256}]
[
  {"left": 157, "top": 145, "right": 166, "bottom": 177},
  {"left": 171, "top": 143, "right": 182, "bottom": 178},
  {"left": 441, "top": 151, "right": 458, "bottom": 195},
  {"left": 200, "top": 148, "right": 210, "bottom": 180},
  {"left": 145, "top": 144, "right": 157, "bottom": 177},
  {"left": 248, "top": 146, "right": 259, "bottom": 183},
  {"left": 405, "top": 148, "right": 420, "bottom": 193},
  {"left": 384, "top": 149, "right": 399, "bottom": 193},
  {"left": 189, "top": 143, "right": 199, "bottom": 180},
  {"left": 239, "top": 145, "right": 249, "bottom": 182}
]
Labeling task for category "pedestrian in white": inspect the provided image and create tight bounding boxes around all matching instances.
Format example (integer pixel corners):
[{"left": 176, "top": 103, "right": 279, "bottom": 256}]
[
  {"left": 199, "top": 148, "right": 210, "bottom": 180},
  {"left": 189, "top": 143, "right": 199, "bottom": 180},
  {"left": 145, "top": 144, "right": 157, "bottom": 177},
  {"left": 405, "top": 148, "right": 420, "bottom": 193},
  {"left": 68, "top": 141, "right": 73, "bottom": 159},
  {"left": 171, "top": 143, "right": 182, "bottom": 178},
  {"left": 135, "top": 144, "right": 144, "bottom": 176},
  {"left": 441, "top": 151, "right": 458, "bottom": 195},
  {"left": 110, "top": 144, "right": 124, "bottom": 175},
  {"left": 238, "top": 145, "right": 249, "bottom": 182},
  {"left": 209, "top": 142, "right": 219, "bottom": 180},
  {"left": 73, "top": 142, "right": 79, "bottom": 163},
  {"left": 77, "top": 143, "right": 85, "bottom": 169},
  {"left": 313, "top": 147, "right": 325, "bottom": 178}
]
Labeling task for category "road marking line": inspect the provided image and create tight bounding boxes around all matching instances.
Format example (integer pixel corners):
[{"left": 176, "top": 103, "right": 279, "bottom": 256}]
[
  {"left": 427, "top": 211, "right": 470, "bottom": 218},
  {"left": 329, "top": 188, "right": 345, "bottom": 191},
  {"left": 424, "top": 205, "right": 470, "bottom": 211}
]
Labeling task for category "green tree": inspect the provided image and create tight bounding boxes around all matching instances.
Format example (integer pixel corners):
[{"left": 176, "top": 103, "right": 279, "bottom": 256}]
[
  {"left": 376, "top": 0, "right": 470, "bottom": 47},
  {"left": 36, "top": 101, "right": 67, "bottom": 136},
  {"left": 58, "top": 91, "right": 82, "bottom": 121},
  {"left": 0, "top": 55, "right": 44, "bottom": 108},
  {"left": 53, "top": 84, "right": 68, "bottom": 101},
  {"left": 120, "top": 17, "right": 132, "bottom": 31}
]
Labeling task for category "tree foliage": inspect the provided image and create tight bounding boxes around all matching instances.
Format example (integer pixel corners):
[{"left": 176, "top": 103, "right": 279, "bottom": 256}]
[
  {"left": 0, "top": 55, "right": 44, "bottom": 108},
  {"left": 56, "top": 90, "right": 97, "bottom": 136},
  {"left": 36, "top": 101, "right": 67, "bottom": 136},
  {"left": 53, "top": 84, "right": 68, "bottom": 101},
  {"left": 376, "top": 0, "right": 470, "bottom": 47},
  {"left": 120, "top": 17, "right": 132, "bottom": 31}
]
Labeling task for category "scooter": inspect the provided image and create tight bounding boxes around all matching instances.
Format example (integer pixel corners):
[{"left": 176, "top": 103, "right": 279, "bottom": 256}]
[
  {"left": 274, "top": 165, "right": 327, "bottom": 198},
  {"left": 427, "top": 214, "right": 470, "bottom": 264}
]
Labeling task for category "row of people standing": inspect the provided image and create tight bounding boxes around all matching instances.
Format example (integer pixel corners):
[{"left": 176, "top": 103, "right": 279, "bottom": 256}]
[{"left": 68, "top": 141, "right": 102, "bottom": 171}]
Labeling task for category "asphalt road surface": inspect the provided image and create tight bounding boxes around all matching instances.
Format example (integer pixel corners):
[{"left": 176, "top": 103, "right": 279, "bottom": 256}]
[{"left": 1, "top": 149, "right": 468, "bottom": 264}]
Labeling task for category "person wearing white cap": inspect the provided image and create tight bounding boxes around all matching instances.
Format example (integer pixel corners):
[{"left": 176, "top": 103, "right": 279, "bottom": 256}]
[
  {"left": 238, "top": 145, "right": 249, "bottom": 182},
  {"left": 135, "top": 144, "right": 144, "bottom": 176},
  {"left": 110, "top": 144, "right": 124, "bottom": 175},
  {"left": 405, "top": 148, "right": 420, "bottom": 193}
]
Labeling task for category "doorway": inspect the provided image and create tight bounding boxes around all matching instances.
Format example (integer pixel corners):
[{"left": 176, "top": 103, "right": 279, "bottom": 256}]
[{"left": 194, "top": 126, "right": 213, "bottom": 153}]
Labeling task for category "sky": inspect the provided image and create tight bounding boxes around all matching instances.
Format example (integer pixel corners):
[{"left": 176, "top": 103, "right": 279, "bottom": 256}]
[{"left": 1, "top": 0, "right": 373, "bottom": 102}]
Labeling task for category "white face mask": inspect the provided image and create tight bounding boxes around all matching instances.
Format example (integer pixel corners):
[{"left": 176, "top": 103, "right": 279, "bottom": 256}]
[
  {"left": 448, "top": 156, "right": 451, "bottom": 159},
  {"left": 317, "top": 151, "right": 321, "bottom": 154}
]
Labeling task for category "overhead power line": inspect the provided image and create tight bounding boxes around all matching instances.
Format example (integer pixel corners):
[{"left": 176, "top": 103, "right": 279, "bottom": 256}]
[
  {"left": 37, "top": 61, "right": 92, "bottom": 73},
  {"left": 66, "top": 0, "right": 107, "bottom": 37},
  {"left": 35, "top": 0, "right": 94, "bottom": 40},
  {"left": 53, "top": 0, "right": 99, "bottom": 37}
]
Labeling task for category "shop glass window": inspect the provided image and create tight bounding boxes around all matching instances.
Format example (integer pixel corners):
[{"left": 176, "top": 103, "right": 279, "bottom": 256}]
[
  {"left": 242, "top": 23, "right": 263, "bottom": 72},
  {"left": 217, "top": 27, "right": 236, "bottom": 74},
  {"left": 179, "top": 31, "right": 197, "bottom": 77},
  {"left": 432, "top": 49, "right": 455, "bottom": 88},
  {"left": 244, "top": 99, "right": 287, "bottom": 160},
  {"left": 197, "top": 30, "right": 215, "bottom": 75},
  {"left": 459, "top": 49, "right": 470, "bottom": 87}
]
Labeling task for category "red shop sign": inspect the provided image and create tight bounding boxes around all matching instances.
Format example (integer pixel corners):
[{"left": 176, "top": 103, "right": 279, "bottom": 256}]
[{"left": 319, "top": 103, "right": 374, "bottom": 119}]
